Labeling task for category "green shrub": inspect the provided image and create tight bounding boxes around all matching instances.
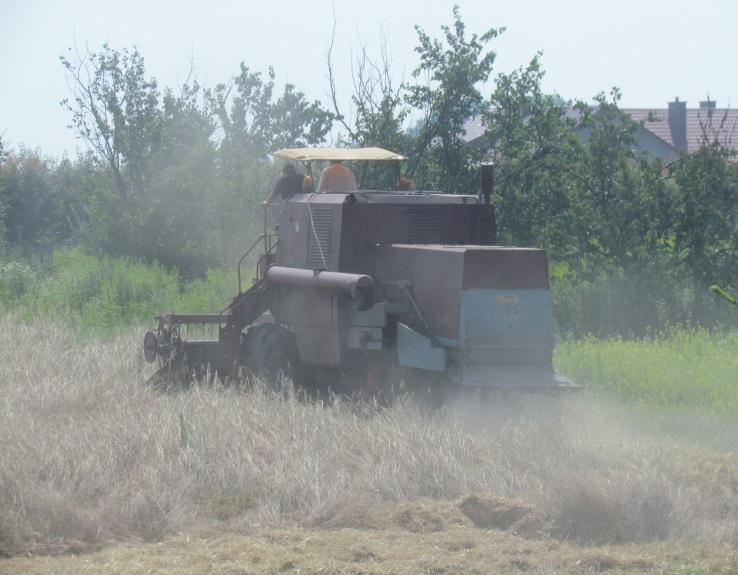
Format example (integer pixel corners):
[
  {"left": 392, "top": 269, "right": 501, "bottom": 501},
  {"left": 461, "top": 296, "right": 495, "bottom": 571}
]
[
  {"left": 555, "top": 328, "right": 738, "bottom": 421},
  {"left": 0, "top": 261, "right": 35, "bottom": 302},
  {"left": 0, "top": 248, "right": 237, "bottom": 335}
]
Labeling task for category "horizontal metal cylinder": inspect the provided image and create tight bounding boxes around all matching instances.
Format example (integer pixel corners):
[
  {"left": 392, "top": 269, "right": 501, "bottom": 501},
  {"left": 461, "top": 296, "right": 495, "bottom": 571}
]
[
  {"left": 265, "top": 266, "right": 375, "bottom": 310},
  {"left": 265, "top": 266, "right": 371, "bottom": 292}
]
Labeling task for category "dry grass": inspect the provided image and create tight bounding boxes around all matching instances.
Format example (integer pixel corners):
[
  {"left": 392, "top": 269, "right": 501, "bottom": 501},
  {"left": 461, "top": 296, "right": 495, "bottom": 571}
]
[
  {"left": 1, "top": 511, "right": 736, "bottom": 574},
  {"left": 0, "top": 318, "right": 737, "bottom": 567}
]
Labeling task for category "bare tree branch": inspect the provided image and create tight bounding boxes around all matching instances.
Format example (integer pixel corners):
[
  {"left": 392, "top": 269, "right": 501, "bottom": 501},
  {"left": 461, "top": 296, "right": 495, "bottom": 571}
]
[{"left": 326, "top": 13, "right": 360, "bottom": 142}]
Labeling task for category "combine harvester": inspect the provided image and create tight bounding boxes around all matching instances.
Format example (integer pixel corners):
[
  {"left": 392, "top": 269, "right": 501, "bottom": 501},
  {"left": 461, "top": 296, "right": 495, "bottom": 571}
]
[{"left": 144, "top": 147, "right": 576, "bottom": 406}]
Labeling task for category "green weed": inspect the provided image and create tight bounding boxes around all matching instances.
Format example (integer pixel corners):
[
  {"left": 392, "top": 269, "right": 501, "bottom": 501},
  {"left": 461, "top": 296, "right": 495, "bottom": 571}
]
[
  {"left": 556, "top": 328, "right": 738, "bottom": 421},
  {"left": 0, "top": 248, "right": 237, "bottom": 336}
]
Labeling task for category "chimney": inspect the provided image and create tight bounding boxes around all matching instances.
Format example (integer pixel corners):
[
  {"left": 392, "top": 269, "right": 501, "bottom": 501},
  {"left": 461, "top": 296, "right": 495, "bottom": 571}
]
[
  {"left": 700, "top": 98, "right": 716, "bottom": 110},
  {"left": 668, "top": 98, "right": 687, "bottom": 151}
]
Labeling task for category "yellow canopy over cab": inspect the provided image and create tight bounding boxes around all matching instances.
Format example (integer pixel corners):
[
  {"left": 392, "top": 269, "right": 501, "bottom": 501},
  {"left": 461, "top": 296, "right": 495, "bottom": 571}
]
[{"left": 272, "top": 147, "right": 407, "bottom": 162}]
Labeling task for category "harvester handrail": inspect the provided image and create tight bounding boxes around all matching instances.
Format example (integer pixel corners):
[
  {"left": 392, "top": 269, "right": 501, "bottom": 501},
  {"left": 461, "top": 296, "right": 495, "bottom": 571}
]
[
  {"left": 237, "top": 235, "right": 265, "bottom": 294},
  {"left": 236, "top": 233, "right": 280, "bottom": 294}
]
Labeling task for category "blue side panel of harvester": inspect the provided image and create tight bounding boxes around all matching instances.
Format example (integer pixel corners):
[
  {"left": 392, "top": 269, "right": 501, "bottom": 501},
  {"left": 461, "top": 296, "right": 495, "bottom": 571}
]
[
  {"left": 457, "top": 289, "right": 572, "bottom": 389},
  {"left": 459, "top": 289, "right": 554, "bottom": 342},
  {"left": 394, "top": 285, "right": 573, "bottom": 389}
]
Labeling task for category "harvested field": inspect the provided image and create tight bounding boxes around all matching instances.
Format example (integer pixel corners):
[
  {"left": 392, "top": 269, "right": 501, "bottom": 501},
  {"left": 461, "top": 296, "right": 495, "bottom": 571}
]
[
  {"left": 0, "top": 318, "right": 737, "bottom": 573},
  {"left": 3, "top": 508, "right": 737, "bottom": 575}
]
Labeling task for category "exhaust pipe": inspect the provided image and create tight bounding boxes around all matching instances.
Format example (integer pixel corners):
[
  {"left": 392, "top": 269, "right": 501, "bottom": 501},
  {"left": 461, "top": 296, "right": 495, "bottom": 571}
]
[
  {"left": 480, "top": 162, "right": 494, "bottom": 205},
  {"left": 479, "top": 163, "right": 497, "bottom": 245},
  {"left": 265, "top": 266, "right": 375, "bottom": 310}
]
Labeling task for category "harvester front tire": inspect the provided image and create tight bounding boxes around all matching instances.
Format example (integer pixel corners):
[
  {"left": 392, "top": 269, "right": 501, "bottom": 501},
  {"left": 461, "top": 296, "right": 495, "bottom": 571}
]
[{"left": 243, "top": 323, "right": 300, "bottom": 385}]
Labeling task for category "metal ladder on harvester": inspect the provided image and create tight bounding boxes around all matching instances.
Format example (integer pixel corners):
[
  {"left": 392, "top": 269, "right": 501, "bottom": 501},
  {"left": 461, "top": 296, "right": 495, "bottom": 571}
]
[{"left": 218, "top": 225, "right": 279, "bottom": 339}]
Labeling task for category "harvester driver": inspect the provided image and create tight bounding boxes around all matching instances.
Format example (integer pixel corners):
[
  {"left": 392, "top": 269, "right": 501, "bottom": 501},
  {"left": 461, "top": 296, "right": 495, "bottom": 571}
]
[
  {"left": 261, "top": 164, "right": 305, "bottom": 207},
  {"left": 315, "top": 160, "right": 357, "bottom": 193}
]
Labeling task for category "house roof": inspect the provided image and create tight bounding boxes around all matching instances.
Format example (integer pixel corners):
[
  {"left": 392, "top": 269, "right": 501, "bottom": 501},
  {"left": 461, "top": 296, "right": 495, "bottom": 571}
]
[
  {"left": 462, "top": 105, "right": 738, "bottom": 159},
  {"left": 461, "top": 117, "right": 487, "bottom": 143},
  {"left": 623, "top": 107, "right": 738, "bottom": 153}
]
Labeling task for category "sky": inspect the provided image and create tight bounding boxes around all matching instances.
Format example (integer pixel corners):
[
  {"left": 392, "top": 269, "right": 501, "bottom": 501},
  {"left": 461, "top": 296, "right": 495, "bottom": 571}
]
[{"left": 1, "top": 0, "right": 736, "bottom": 158}]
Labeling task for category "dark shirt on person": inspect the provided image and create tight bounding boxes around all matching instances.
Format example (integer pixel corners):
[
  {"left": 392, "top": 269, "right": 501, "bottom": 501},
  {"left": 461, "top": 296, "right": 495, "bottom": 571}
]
[{"left": 273, "top": 174, "right": 305, "bottom": 200}]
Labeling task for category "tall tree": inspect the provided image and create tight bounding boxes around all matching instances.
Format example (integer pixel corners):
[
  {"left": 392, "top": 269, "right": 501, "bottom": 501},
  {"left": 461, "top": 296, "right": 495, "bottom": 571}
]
[
  {"left": 327, "top": 27, "right": 411, "bottom": 189},
  {"left": 206, "top": 64, "right": 333, "bottom": 263},
  {"left": 672, "top": 140, "right": 738, "bottom": 288},
  {"left": 208, "top": 64, "right": 333, "bottom": 158},
  {"left": 573, "top": 90, "right": 675, "bottom": 268},
  {"left": 0, "top": 148, "right": 80, "bottom": 252},
  {"left": 484, "top": 54, "right": 584, "bottom": 258},
  {"left": 60, "top": 44, "right": 231, "bottom": 275},
  {"left": 324, "top": 6, "right": 503, "bottom": 192},
  {"left": 60, "top": 44, "right": 162, "bottom": 200},
  {"left": 406, "top": 5, "right": 502, "bottom": 192}
]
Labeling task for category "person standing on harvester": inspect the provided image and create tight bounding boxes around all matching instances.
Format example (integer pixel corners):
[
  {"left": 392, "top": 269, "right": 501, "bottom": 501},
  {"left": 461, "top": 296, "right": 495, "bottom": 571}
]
[
  {"left": 261, "top": 164, "right": 305, "bottom": 207},
  {"left": 315, "top": 160, "right": 357, "bottom": 193}
]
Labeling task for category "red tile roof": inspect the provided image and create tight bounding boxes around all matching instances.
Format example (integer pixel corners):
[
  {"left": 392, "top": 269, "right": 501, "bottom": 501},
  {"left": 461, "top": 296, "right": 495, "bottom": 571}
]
[
  {"left": 462, "top": 105, "right": 738, "bottom": 159},
  {"left": 623, "top": 107, "right": 738, "bottom": 153}
]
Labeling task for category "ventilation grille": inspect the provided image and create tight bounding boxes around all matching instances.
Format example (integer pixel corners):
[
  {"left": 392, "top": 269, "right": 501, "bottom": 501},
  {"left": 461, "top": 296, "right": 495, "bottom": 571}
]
[
  {"left": 385, "top": 207, "right": 442, "bottom": 244},
  {"left": 307, "top": 205, "right": 333, "bottom": 268}
]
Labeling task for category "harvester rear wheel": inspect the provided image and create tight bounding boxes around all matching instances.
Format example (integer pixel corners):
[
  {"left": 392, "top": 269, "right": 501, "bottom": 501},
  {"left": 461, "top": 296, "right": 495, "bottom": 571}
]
[{"left": 242, "top": 323, "right": 300, "bottom": 384}]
